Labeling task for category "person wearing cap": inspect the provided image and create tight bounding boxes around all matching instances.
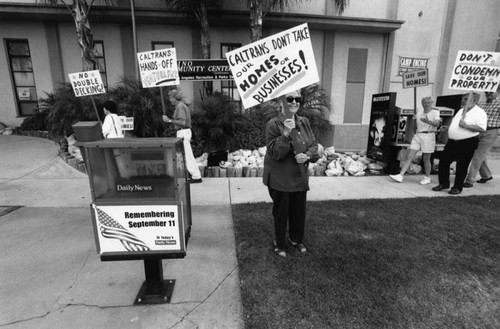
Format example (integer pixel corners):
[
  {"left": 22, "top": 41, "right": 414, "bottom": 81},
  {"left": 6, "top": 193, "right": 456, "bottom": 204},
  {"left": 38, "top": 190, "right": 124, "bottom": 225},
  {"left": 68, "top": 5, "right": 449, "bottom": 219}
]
[
  {"left": 464, "top": 85, "right": 500, "bottom": 187},
  {"left": 101, "top": 100, "right": 124, "bottom": 139},
  {"left": 163, "top": 90, "right": 202, "bottom": 183}
]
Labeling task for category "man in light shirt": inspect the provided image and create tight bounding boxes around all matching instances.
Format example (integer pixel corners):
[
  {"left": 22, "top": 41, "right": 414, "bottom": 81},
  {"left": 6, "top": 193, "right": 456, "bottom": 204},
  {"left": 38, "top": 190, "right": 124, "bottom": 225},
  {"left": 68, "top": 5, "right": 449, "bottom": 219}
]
[
  {"left": 464, "top": 85, "right": 500, "bottom": 187},
  {"left": 432, "top": 92, "right": 487, "bottom": 195}
]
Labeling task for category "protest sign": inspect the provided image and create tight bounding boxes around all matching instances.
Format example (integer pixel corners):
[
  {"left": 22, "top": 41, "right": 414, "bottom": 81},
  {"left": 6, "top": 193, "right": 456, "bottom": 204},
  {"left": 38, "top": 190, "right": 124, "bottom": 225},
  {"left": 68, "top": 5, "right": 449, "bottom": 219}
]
[
  {"left": 449, "top": 50, "right": 500, "bottom": 92},
  {"left": 68, "top": 70, "right": 105, "bottom": 97},
  {"left": 178, "top": 59, "right": 233, "bottom": 81},
  {"left": 137, "top": 48, "right": 179, "bottom": 88},
  {"left": 398, "top": 56, "right": 428, "bottom": 76},
  {"left": 402, "top": 68, "right": 428, "bottom": 89},
  {"left": 226, "top": 23, "right": 319, "bottom": 109},
  {"left": 120, "top": 116, "right": 134, "bottom": 130}
]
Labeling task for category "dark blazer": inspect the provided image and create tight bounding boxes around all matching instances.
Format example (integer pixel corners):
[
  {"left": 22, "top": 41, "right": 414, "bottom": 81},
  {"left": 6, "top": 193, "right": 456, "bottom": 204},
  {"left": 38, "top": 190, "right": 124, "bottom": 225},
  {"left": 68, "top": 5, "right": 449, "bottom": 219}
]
[{"left": 263, "top": 113, "right": 319, "bottom": 192}]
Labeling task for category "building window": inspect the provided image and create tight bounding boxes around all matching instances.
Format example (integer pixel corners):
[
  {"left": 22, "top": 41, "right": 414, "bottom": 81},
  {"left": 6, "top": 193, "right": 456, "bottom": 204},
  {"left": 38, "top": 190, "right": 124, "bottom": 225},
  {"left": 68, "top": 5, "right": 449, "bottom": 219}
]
[
  {"left": 344, "top": 48, "right": 368, "bottom": 124},
  {"left": 221, "top": 43, "right": 241, "bottom": 101},
  {"left": 5, "top": 39, "right": 38, "bottom": 116},
  {"left": 152, "top": 41, "right": 174, "bottom": 50},
  {"left": 93, "top": 41, "right": 107, "bottom": 87}
]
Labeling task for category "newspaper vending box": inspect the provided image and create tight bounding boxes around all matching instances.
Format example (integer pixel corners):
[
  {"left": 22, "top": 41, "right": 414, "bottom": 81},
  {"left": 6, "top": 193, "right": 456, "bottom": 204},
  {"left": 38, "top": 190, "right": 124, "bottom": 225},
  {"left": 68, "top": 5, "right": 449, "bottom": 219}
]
[{"left": 82, "top": 137, "right": 191, "bottom": 304}]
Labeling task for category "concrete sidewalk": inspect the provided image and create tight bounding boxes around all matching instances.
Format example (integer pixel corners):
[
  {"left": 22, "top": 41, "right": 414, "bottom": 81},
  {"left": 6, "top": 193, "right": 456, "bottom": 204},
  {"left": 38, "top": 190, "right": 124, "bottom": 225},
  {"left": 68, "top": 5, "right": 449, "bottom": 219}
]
[{"left": 1, "top": 135, "right": 499, "bottom": 329}]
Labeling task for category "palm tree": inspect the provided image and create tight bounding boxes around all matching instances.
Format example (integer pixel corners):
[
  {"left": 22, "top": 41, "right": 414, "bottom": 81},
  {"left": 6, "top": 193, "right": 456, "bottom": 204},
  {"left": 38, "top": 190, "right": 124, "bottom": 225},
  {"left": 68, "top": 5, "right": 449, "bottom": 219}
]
[
  {"left": 36, "top": 0, "right": 119, "bottom": 71},
  {"left": 166, "top": 0, "right": 224, "bottom": 97},
  {"left": 246, "top": 0, "right": 350, "bottom": 42}
]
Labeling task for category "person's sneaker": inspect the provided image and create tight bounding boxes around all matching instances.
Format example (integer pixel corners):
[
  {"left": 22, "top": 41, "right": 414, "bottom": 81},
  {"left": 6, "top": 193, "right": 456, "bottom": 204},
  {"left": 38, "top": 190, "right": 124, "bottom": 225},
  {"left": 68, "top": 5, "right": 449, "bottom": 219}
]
[
  {"left": 419, "top": 176, "right": 431, "bottom": 185},
  {"left": 477, "top": 177, "right": 493, "bottom": 183},
  {"left": 273, "top": 241, "right": 286, "bottom": 257},
  {"left": 389, "top": 174, "right": 403, "bottom": 183},
  {"left": 463, "top": 181, "right": 473, "bottom": 188}
]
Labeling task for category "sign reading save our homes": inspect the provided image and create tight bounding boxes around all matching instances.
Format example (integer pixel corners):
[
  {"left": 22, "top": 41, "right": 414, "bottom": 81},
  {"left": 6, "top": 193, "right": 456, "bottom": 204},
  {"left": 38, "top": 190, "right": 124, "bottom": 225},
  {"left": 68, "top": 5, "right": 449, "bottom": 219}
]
[
  {"left": 137, "top": 48, "right": 179, "bottom": 88},
  {"left": 402, "top": 68, "right": 428, "bottom": 89},
  {"left": 68, "top": 70, "right": 106, "bottom": 97},
  {"left": 92, "top": 204, "right": 184, "bottom": 255},
  {"left": 226, "top": 23, "right": 319, "bottom": 109},
  {"left": 450, "top": 50, "right": 500, "bottom": 92}
]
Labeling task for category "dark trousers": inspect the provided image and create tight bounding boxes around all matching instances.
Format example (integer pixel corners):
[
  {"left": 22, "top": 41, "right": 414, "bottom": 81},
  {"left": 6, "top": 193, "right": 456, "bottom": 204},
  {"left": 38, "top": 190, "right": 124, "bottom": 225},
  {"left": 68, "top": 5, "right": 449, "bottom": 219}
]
[
  {"left": 268, "top": 187, "right": 307, "bottom": 249},
  {"left": 438, "top": 136, "right": 479, "bottom": 190}
]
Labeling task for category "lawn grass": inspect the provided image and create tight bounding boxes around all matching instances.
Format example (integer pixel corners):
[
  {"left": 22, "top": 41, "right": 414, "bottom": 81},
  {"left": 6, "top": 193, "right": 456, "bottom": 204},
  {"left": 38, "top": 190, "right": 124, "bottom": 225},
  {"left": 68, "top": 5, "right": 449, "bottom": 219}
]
[{"left": 232, "top": 196, "right": 500, "bottom": 329}]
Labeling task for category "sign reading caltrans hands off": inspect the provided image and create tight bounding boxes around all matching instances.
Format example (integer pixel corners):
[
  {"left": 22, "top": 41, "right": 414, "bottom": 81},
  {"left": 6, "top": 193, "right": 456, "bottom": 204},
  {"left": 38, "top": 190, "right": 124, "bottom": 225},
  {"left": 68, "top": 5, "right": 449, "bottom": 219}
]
[
  {"left": 68, "top": 70, "right": 105, "bottom": 97},
  {"left": 137, "top": 48, "right": 179, "bottom": 88},
  {"left": 226, "top": 23, "right": 319, "bottom": 109}
]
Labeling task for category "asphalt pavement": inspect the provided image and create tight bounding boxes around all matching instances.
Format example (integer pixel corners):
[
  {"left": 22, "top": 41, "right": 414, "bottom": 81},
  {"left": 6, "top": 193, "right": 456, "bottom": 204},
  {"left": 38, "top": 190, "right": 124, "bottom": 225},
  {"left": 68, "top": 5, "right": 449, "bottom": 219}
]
[{"left": 1, "top": 134, "right": 499, "bottom": 329}]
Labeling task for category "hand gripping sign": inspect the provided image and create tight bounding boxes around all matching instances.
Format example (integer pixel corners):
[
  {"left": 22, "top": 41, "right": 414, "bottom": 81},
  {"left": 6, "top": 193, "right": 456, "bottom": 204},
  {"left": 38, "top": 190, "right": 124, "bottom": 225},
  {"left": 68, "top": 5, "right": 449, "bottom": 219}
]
[
  {"left": 449, "top": 50, "right": 500, "bottom": 92},
  {"left": 226, "top": 23, "right": 319, "bottom": 109},
  {"left": 137, "top": 48, "right": 180, "bottom": 88}
]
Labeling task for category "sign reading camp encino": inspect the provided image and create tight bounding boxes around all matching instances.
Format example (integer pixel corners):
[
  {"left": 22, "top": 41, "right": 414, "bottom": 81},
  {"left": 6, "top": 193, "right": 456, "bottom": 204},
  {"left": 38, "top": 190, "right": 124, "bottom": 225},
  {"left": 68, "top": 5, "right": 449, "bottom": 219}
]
[
  {"left": 449, "top": 50, "right": 500, "bottom": 92},
  {"left": 137, "top": 48, "right": 179, "bottom": 88},
  {"left": 226, "top": 23, "right": 319, "bottom": 109},
  {"left": 92, "top": 204, "right": 183, "bottom": 254},
  {"left": 68, "top": 70, "right": 105, "bottom": 97}
]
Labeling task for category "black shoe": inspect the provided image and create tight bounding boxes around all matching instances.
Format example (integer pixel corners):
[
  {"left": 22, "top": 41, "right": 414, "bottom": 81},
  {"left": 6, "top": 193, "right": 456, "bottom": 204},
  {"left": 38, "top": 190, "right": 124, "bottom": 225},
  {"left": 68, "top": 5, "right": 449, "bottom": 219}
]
[
  {"left": 448, "top": 188, "right": 462, "bottom": 195},
  {"left": 432, "top": 184, "right": 449, "bottom": 191},
  {"left": 188, "top": 178, "right": 202, "bottom": 184},
  {"left": 288, "top": 238, "right": 307, "bottom": 253},
  {"left": 477, "top": 177, "right": 492, "bottom": 184},
  {"left": 463, "top": 182, "right": 473, "bottom": 188}
]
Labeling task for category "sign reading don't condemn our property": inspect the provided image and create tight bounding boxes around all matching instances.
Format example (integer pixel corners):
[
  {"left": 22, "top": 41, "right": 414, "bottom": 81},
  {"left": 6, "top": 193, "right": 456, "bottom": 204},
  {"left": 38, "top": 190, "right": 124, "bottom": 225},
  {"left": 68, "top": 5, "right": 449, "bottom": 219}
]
[
  {"left": 450, "top": 50, "right": 500, "bottom": 92},
  {"left": 226, "top": 23, "right": 319, "bottom": 109},
  {"left": 137, "top": 48, "right": 179, "bottom": 88}
]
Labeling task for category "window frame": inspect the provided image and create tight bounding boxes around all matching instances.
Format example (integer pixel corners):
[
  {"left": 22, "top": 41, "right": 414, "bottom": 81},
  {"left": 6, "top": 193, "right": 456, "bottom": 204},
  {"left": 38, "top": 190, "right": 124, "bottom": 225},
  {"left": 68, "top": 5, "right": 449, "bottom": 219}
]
[
  {"left": 93, "top": 40, "right": 107, "bottom": 87},
  {"left": 220, "top": 43, "right": 241, "bottom": 102},
  {"left": 5, "top": 38, "right": 39, "bottom": 117}
]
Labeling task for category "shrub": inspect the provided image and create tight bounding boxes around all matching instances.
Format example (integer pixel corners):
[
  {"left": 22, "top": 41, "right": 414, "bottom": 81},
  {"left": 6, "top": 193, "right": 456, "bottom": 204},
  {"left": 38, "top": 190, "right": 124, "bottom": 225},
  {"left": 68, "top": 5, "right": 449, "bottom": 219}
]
[
  {"left": 109, "top": 75, "right": 173, "bottom": 137},
  {"left": 40, "top": 83, "right": 100, "bottom": 137},
  {"left": 19, "top": 109, "right": 49, "bottom": 131},
  {"left": 191, "top": 92, "right": 244, "bottom": 153}
]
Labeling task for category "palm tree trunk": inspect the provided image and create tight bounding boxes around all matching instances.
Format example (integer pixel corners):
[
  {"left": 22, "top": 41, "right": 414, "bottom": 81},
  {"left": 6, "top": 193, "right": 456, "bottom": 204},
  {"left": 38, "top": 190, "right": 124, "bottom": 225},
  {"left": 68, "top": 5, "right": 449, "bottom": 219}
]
[
  {"left": 71, "top": 0, "right": 97, "bottom": 71},
  {"left": 249, "top": 0, "right": 263, "bottom": 42}
]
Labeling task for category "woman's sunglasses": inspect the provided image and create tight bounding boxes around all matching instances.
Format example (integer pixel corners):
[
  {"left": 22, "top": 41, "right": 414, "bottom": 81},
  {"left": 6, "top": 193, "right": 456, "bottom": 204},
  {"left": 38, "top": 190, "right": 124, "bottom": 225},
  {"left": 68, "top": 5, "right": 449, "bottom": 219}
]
[{"left": 286, "top": 96, "right": 302, "bottom": 103}]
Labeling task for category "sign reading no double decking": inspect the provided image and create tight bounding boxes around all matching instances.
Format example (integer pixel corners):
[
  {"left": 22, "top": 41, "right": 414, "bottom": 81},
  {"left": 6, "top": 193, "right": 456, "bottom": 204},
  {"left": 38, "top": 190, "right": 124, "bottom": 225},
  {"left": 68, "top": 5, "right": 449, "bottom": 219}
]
[
  {"left": 226, "top": 23, "right": 319, "bottom": 109},
  {"left": 402, "top": 68, "right": 428, "bottom": 89},
  {"left": 137, "top": 48, "right": 179, "bottom": 88},
  {"left": 68, "top": 70, "right": 106, "bottom": 97},
  {"left": 450, "top": 50, "right": 500, "bottom": 92},
  {"left": 92, "top": 204, "right": 184, "bottom": 255}
]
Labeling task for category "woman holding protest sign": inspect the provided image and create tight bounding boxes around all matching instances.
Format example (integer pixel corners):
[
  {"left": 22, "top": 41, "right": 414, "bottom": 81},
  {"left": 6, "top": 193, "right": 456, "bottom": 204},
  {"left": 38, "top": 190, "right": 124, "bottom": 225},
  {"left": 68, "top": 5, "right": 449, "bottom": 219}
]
[{"left": 263, "top": 89, "right": 319, "bottom": 257}]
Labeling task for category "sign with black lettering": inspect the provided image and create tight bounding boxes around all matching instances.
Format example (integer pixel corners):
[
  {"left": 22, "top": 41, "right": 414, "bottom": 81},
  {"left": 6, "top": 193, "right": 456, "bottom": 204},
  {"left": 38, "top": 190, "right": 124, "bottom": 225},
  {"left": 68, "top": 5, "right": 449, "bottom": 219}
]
[
  {"left": 449, "top": 50, "right": 500, "bottom": 92},
  {"left": 402, "top": 68, "right": 428, "bottom": 89},
  {"left": 398, "top": 56, "right": 429, "bottom": 76},
  {"left": 68, "top": 70, "right": 106, "bottom": 97},
  {"left": 137, "top": 48, "right": 179, "bottom": 88},
  {"left": 91, "top": 204, "right": 184, "bottom": 254},
  {"left": 178, "top": 59, "right": 233, "bottom": 81},
  {"left": 119, "top": 116, "right": 134, "bottom": 131},
  {"left": 226, "top": 23, "right": 319, "bottom": 109}
]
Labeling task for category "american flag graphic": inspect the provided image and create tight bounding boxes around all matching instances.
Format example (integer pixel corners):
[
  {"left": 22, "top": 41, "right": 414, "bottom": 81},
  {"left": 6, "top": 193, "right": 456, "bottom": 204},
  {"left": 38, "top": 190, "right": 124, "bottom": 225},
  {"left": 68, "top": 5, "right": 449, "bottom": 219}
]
[{"left": 94, "top": 206, "right": 150, "bottom": 252}]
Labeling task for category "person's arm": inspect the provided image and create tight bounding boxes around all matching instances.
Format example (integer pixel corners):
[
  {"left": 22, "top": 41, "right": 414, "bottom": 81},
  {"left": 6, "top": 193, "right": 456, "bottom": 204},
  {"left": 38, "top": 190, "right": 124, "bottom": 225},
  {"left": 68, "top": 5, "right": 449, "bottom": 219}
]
[
  {"left": 102, "top": 115, "right": 111, "bottom": 138},
  {"left": 265, "top": 119, "right": 292, "bottom": 161}
]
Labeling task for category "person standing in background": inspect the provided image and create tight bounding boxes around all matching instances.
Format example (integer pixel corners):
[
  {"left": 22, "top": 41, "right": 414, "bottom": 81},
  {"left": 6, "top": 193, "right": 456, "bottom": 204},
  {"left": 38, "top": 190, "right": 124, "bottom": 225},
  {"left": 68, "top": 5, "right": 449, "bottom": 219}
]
[
  {"left": 263, "top": 90, "right": 319, "bottom": 258},
  {"left": 163, "top": 89, "right": 202, "bottom": 183},
  {"left": 101, "top": 100, "right": 124, "bottom": 139},
  {"left": 432, "top": 92, "right": 486, "bottom": 195},
  {"left": 390, "top": 96, "right": 441, "bottom": 185},
  {"left": 464, "top": 85, "right": 500, "bottom": 187}
]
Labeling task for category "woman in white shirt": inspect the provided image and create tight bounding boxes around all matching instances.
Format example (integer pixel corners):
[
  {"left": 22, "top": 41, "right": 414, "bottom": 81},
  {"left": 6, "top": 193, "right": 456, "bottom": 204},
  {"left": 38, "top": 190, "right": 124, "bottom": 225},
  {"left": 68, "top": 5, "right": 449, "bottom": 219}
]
[{"left": 101, "top": 100, "right": 124, "bottom": 138}]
